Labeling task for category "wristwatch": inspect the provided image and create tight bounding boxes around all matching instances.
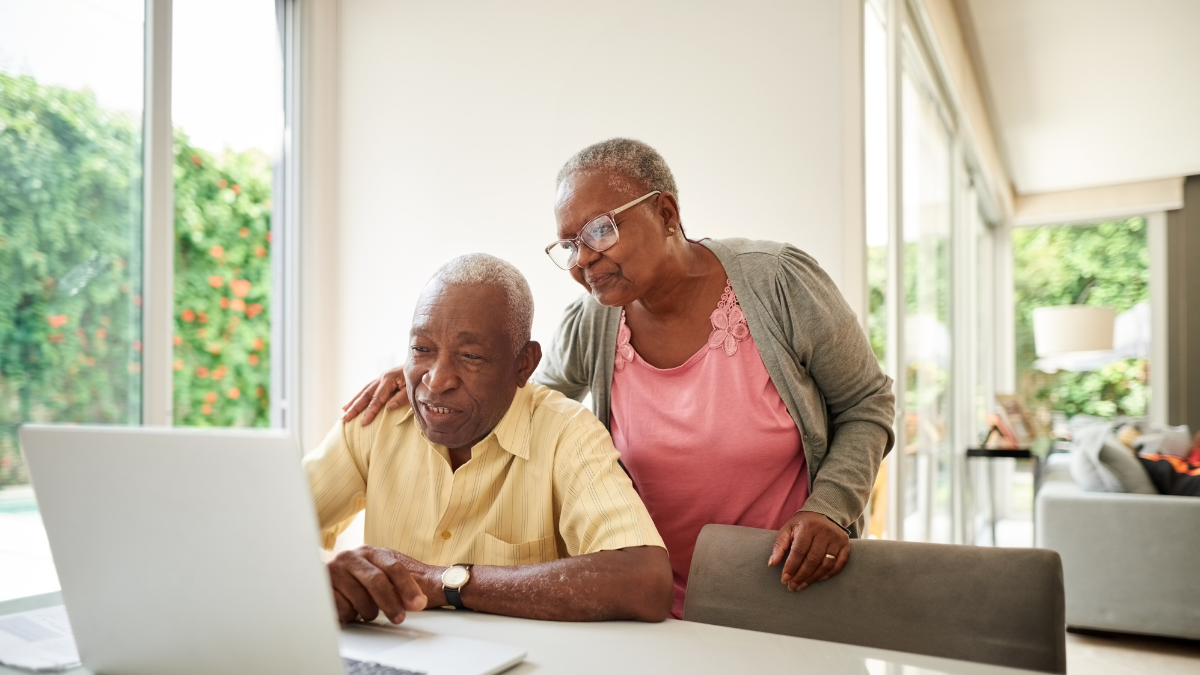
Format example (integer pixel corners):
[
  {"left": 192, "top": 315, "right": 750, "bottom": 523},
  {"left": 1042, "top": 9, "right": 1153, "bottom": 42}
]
[{"left": 441, "top": 563, "right": 474, "bottom": 610}]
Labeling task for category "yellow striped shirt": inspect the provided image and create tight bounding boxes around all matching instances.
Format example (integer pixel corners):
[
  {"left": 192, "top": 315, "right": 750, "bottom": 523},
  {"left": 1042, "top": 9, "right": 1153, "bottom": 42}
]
[{"left": 304, "top": 382, "right": 665, "bottom": 566}]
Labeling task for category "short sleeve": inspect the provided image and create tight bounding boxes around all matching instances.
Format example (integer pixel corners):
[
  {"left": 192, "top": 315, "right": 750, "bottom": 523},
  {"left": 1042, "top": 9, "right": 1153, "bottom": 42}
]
[
  {"left": 551, "top": 410, "right": 665, "bottom": 556},
  {"left": 303, "top": 422, "right": 369, "bottom": 549}
]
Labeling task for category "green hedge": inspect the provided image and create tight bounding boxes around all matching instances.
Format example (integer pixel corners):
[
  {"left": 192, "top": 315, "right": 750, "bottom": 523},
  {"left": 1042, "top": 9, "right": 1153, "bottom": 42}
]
[{"left": 0, "top": 73, "right": 272, "bottom": 488}]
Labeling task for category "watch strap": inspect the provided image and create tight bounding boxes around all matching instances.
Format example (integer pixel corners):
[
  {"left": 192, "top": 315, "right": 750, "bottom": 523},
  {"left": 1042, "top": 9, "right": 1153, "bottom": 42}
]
[{"left": 443, "top": 563, "right": 474, "bottom": 610}]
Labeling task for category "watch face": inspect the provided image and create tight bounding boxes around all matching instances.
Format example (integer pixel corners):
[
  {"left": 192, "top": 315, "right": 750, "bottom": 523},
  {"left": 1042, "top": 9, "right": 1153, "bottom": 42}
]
[{"left": 443, "top": 566, "right": 469, "bottom": 588}]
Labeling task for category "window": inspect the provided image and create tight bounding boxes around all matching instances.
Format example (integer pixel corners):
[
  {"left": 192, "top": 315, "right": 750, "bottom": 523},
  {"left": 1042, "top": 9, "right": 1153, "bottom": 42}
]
[
  {"left": 899, "top": 67, "right": 953, "bottom": 543},
  {"left": 864, "top": 0, "right": 1003, "bottom": 545},
  {"left": 0, "top": 0, "right": 293, "bottom": 602},
  {"left": 171, "top": 0, "right": 282, "bottom": 426}
]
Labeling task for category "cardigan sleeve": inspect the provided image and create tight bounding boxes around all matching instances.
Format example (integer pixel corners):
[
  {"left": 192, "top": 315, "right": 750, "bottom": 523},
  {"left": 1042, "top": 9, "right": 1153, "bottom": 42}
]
[
  {"left": 774, "top": 245, "right": 896, "bottom": 530},
  {"left": 533, "top": 295, "right": 592, "bottom": 403}
]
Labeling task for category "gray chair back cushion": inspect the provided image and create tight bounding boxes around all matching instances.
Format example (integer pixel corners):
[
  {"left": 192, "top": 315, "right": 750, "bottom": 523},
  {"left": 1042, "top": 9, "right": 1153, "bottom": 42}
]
[{"left": 684, "top": 524, "right": 1066, "bottom": 674}]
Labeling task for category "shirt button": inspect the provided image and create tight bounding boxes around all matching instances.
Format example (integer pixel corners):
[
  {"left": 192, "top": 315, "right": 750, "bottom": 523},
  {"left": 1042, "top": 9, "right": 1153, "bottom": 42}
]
[{"left": 441, "top": 530, "right": 452, "bottom": 540}]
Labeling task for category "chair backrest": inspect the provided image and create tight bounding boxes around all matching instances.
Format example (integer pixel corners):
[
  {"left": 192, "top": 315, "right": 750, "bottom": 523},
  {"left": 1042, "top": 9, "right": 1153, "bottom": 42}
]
[{"left": 684, "top": 524, "right": 1066, "bottom": 674}]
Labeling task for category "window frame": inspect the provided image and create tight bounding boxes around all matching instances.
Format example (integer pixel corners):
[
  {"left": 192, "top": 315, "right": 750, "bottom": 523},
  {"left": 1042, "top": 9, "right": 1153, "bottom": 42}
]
[{"left": 139, "top": 0, "right": 299, "bottom": 435}]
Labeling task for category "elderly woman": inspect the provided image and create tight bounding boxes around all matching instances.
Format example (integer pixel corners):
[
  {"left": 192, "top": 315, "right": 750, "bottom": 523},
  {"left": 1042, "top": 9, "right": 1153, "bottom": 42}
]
[{"left": 345, "top": 139, "right": 895, "bottom": 618}]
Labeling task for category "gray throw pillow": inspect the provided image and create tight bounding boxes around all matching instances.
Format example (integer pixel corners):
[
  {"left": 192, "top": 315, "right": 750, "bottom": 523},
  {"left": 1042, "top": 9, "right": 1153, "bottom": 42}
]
[{"left": 1097, "top": 437, "right": 1158, "bottom": 494}]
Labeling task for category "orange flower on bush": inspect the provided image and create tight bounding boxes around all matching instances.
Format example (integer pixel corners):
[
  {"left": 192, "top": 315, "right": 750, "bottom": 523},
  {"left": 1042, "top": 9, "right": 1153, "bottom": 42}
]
[
  {"left": 134, "top": 294, "right": 142, "bottom": 307},
  {"left": 246, "top": 303, "right": 263, "bottom": 318},
  {"left": 134, "top": 340, "right": 142, "bottom": 352},
  {"left": 248, "top": 353, "right": 259, "bottom": 366},
  {"left": 85, "top": 357, "right": 95, "bottom": 367},
  {"left": 212, "top": 366, "right": 227, "bottom": 380},
  {"left": 239, "top": 227, "right": 249, "bottom": 237},
  {"left": 208, "top": 275, "right": 223, "bottom": 288},
  {"left": 252, "top": 337, "right": 264, "bottom": 350},
  {"left": 47, "top": 314, "right": 68, "bottom": 328},
  {"left": 207, "top": 344, "right": 221, "bottom": 355},
  {"left": 191, "top": 154, "right": 202, "bottom": 166},
  {"left": 210, "top": 245, "right": 224, "bottom": 259},
  {"left": 201, "top": 403, "right": 213, "bottom": 415},
  {"left": 265, "top": 232, "right": 272, "bottom": 243},
  {"left": 255, "top": 246, "right": 266, "bottom": 258},
  {"left": 227, "top": 387, "right": 241, "bottom": 400},
  {"left": 220, "top": 297, "right": 230, "bottom": 309},
  {"left": 173, "top": 360, "right": 184, "bottom": 371},
  {"left": 218, "top": 178, "right": 228, "bottom": 189},
  {"left": 205, "top": 392, "right": 218, "bottom": 403},
  {"left": 96, "top": 328, "right": 107, "bottom": 339},
  {"left": 230, "top": 279, "right": 251, "bottom": 298},
  {"left": 182, "top": 309, "right": 195, "bottom": 322},
  {"left": 197, "top": 328, "right": 207, "bottom": 339},
  {"left": 231, "top": 299, "right": 246, "bottom": 312},
  {"left": 173, "top": 335, "right": 183, "bottom": 346},
  {"left": 197, "top": 366, "right": 209, "bottom": 378},
  {"left": 256, "top": 387, "right": 264, "bottom": 398},
  {"left": 231, "top": 184, "right": 241, "bottom": 195},
  {"left": 198, "top": 312, "right": 208, "bottom": 324}
]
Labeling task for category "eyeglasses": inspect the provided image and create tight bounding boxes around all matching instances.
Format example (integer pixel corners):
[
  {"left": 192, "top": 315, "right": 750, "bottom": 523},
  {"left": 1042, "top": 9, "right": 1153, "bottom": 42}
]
[{"left": 544, "top": 191, "right": 661, "bottom": 270}]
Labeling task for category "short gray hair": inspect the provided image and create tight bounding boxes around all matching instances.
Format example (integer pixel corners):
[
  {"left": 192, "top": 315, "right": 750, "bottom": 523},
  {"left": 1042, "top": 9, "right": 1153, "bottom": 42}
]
[
  {"left": 427, "top": 253, "right": 534, "bottom": 353},
  {"left": 556, "top": 138, "right": 678, "bottom": 200}
]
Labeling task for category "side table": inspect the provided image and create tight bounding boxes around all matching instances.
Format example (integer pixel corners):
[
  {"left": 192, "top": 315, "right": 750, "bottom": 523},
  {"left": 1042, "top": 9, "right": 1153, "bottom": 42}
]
[{"left": 965, "top": 447, "right": 1037, "bottom": 546}]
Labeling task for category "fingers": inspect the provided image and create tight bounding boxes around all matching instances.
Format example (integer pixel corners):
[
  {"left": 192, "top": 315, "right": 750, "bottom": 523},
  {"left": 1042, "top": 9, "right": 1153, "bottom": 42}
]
[
  {"left": 342, "top": 381, "right": 371, "bottom": 413},
  {"left": 385, "top": 388, "right": 409, "bottom": 411},
  {"left": 360, "top": 373, "right": 402, "bottom": 426},
  {"left": 330, "top": 547, "right": 411, "bottom": 623},
  {"left": 780, "top": 525, "right": 815, "bottom": 585},
  {"left": 341, "top": 382, "right": 377, "bottom": 422},
  {"left": 364, "top": 548, "right": 427, "bottom": 612},
  {"left": 768, "top": 526, "right": 794, "bottom": 567},
  {"left": 332, "top": 587, "right": 357, "bottom": 624},
  {"left": 329, "top": 559, "right": 381, "bottom": 622},
  {"left": 817, "top": 546, "right": 850, "bottom": 582}
]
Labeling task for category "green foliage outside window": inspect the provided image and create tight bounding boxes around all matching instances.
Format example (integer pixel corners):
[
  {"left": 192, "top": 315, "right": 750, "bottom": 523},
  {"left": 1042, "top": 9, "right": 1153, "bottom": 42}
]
[
  {"left": 1012, "top": 218, "right": 1149, "bottom": 420},
  {"left": 0, "top": 73, "right": 272, "bottom": 488}
]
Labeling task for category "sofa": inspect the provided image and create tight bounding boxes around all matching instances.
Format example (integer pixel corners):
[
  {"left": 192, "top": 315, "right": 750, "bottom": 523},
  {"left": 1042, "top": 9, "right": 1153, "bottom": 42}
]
[{"left": 1035, "top": 452, "right": 1200, "bottom": 640}]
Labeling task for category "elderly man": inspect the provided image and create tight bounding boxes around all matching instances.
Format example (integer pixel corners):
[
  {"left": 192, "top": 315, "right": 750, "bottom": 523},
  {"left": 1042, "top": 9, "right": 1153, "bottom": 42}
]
[{"left": 304, "top": 253, "right": 671, "bottom": 625}]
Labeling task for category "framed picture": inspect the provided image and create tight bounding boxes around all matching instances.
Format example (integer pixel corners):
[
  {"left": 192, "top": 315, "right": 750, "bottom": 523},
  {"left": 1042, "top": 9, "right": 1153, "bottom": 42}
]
[{"left": 996, "top": 394, "right": 1038, "bottom": 445}]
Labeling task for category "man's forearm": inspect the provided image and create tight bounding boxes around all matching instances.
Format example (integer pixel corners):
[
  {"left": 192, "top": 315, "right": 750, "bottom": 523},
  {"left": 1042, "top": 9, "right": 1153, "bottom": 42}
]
[{"left": 422, "top": 546, "right": 672, "bottom": 622}]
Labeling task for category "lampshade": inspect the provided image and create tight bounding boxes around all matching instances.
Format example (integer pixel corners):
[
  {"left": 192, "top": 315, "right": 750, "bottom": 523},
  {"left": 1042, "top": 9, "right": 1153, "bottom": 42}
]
[{"left": 1032, "top": 306, "right": 1115, "bottom": 357}]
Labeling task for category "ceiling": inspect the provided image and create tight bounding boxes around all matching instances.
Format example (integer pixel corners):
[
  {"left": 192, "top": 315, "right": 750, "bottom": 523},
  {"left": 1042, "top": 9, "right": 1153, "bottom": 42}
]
[{"left": 962, "top": 0, "right": 1200, "bottom": 195}]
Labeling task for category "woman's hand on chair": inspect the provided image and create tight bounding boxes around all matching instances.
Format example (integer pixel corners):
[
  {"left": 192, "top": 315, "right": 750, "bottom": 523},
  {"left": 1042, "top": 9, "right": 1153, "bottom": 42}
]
[
  {"left": 768, "top": 511, "right": 850, "bottom": 592},
  {"left": 342, "top": 366, "right": 408, "bottom": 425}
]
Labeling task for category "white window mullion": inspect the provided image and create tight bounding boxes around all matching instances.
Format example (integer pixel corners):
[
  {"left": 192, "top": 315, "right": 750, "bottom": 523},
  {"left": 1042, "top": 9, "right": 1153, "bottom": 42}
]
[{"left": 142, "top": 0, "right": 175, "bottom": 426}]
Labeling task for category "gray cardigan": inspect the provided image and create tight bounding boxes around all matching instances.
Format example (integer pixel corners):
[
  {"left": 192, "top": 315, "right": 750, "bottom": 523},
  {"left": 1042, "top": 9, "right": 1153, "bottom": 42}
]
[{"left": 535, "top": 238, "right": 896, "bottom": 537}]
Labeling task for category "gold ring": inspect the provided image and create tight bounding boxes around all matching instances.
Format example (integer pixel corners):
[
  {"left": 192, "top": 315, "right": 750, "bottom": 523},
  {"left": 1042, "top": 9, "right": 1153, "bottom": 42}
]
[{"left": 825, "top": 554, "right": 836, "bottom": 560}]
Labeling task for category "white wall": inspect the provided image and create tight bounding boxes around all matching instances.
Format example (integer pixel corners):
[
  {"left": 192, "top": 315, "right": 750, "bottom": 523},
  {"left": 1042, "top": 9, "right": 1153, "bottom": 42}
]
[{"left": 334, "top": 0, "right": 862, "bottom": 400}]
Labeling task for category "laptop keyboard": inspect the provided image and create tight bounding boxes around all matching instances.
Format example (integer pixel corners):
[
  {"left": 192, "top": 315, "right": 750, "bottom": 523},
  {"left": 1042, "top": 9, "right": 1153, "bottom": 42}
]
[{"left": 343, "top": 657, "right": 425, "bottom": 675}]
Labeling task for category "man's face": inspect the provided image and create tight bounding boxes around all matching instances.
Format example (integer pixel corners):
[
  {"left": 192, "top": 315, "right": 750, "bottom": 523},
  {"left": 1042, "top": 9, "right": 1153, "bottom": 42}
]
[{"left": 404, "top": 282, "right": 538, "bottom": 452}]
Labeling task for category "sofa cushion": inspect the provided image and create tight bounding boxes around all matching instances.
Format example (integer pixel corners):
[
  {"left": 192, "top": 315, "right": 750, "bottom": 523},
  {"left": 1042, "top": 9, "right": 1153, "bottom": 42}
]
[{"left": 1098, "top": 438, "right": 1158, "bottom": 494}]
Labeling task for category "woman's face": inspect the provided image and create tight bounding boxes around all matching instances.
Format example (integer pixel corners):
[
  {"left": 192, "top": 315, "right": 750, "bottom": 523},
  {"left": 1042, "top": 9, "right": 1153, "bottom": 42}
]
[{"left": 553, "top": 170, "right": 679, "bottom": 307}]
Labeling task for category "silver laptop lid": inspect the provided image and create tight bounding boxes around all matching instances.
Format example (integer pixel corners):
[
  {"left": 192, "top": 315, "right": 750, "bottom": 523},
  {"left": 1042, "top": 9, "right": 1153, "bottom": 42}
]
[{"left": 19, "top": 424, "right": 345, "bottom": 675}]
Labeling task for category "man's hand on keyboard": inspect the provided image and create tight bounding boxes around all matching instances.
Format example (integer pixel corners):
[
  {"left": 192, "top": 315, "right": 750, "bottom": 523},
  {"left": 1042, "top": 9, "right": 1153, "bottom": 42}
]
[{"left": 328, "top": 546, "right": 428, "bottom": 625}]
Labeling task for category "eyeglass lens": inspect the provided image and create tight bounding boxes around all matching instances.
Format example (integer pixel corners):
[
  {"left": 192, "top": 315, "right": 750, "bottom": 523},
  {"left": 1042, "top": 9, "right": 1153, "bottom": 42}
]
[{"left": 549, "top": 215, "right": 620, "bottom": 270}]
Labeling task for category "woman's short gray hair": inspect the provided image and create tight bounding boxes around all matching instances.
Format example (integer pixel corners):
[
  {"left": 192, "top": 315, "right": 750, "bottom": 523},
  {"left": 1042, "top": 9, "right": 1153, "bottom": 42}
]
[
  {"left": 428, "top": 253, "right": 534, "bottom": 353},
  {"left": 556, "top": 138, "right": 678, "bottom": 199}
]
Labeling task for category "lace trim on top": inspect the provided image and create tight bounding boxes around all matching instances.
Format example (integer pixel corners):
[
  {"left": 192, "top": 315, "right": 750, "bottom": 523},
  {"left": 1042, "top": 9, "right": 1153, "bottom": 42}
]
[
  {"left": 708, "top": 280, "right": 750, "bottom": 356},
  {"left": 614, "top": 280, "right": 749, "bottom": 371}
]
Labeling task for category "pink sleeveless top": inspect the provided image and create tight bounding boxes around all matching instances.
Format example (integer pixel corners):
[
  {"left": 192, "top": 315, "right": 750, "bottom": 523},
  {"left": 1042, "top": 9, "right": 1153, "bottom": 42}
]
[{"left": 610, "top": 281, "right": 807, "bottom": 618}]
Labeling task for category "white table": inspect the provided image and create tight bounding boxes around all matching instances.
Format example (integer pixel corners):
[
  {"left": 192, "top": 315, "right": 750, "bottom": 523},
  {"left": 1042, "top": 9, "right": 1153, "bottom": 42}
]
[{"left": 0, "top": 592, "right": 1038, "bottom": 674}]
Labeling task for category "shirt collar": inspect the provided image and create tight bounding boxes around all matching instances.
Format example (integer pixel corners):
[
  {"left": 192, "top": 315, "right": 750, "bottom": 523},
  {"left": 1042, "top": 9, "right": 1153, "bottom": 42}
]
[{"left": 395, "top": 383, "right": 534, "bottom": 460}]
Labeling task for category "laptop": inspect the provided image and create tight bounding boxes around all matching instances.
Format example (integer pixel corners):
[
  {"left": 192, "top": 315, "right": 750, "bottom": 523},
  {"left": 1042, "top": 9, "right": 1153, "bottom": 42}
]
[{"left": 19, "top": 424, "right": 526, "bottom": 675}]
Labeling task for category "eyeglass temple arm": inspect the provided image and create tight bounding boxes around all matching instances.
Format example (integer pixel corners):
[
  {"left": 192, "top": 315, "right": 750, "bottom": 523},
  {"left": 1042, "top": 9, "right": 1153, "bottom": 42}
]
[{"left": 610, "top": 190, "right": 661, "bottom": 216}]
